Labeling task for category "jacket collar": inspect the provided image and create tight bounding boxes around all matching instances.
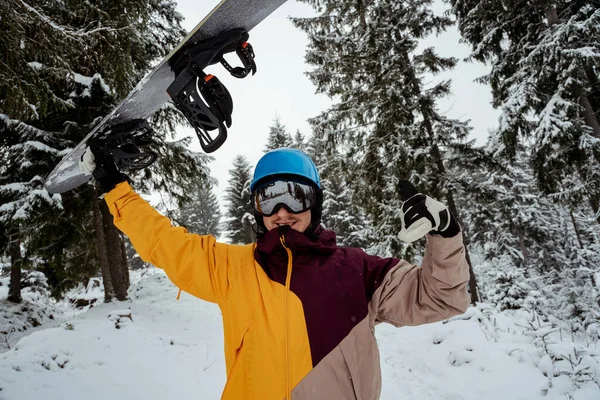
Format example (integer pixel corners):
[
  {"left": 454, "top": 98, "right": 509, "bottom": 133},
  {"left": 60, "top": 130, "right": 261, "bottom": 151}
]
[{"left": 256, "top": 225, "right": 337, "bottom": 264}]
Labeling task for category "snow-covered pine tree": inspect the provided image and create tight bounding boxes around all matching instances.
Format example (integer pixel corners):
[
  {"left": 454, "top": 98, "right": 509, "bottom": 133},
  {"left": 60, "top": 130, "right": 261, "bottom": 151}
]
[
  {"left": 223, "top": 155, "right": 255, "bottom": 244},
  {"left": 454, "top": 146, "right": 566, "bottom": 273},
  {"left": 553, "top": 207, "right": 600, "bottom": 330},
  {"left": 453, "top": 145, "right": 560, "bottom": 306},
  {"left": 264, "top": 117, "right": 293, "bottom": 151},
  {"left": 449, "top": 0, "right": 600, "bottom": 222},
  {"left": 292, "top": 130, "right": 306, "bottom": 151},
  {"left": 321, "top": 167, "right": 371, "bottom": 248},
  {"left": 306, "top": 130, "right": 370, "bottom": 248},
  {"left": 0, "top": 0, "right": 120, "bottom": 301},
  {"left": 294, "top": 0, "right": 479, "bottom": 301},
  {"left": 177, "top": 181, "right": 222, "bottom": 237},
  {"left": 452, "top": 141, "right": 600, "bottom": 323},
  {"left": 0, "top": 0, "right": 211, "bottom": 301},
  {"left": 0, "top": 115, "right": 63, "bottom": 302}
]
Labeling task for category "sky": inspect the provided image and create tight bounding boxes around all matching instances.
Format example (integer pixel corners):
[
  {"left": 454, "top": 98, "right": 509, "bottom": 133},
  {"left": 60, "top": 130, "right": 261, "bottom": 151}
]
[
  {"left": 2, "top": 271, "right": 598, "bottom": 399},
  {"left": 172, "top": 0, "right": 499, "bottom": 204}
]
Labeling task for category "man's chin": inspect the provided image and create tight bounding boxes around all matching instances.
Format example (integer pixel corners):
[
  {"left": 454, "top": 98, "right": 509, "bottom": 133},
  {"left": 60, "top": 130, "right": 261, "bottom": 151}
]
[{"left": 274, "top": 224, "right": 307, "bottom": 234}]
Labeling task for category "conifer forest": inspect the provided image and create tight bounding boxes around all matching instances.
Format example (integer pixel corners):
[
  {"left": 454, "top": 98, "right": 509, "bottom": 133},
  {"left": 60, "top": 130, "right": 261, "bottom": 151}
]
[{"left": 1, "top": 0, "right": 600, "bottom": 398}]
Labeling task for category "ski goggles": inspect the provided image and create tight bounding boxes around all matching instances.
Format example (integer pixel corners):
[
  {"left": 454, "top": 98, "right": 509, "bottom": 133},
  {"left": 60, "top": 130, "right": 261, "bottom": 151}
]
[{"left": 252, "top": 180, "right": 318, "bottom": 217}]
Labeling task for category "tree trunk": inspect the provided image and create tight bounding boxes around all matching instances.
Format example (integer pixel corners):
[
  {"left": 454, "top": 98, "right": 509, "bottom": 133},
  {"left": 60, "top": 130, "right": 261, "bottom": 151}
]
[
  {"left": 357, "top": 0, "right": 367, "bottom": 31},
  {"left": 92, "top": 187, "right": 115, "bottom": 302},
  {"left": 444, "top": 189, "right": 481, "bottom": 304},
  {"left": 590, "top": 196, "right": 600, "bottom": 226},
  {"left": 585, "top": 66, "right": 600, "bottom": 117},
  {"left": 423, "top": 113, "right": 480, "bottom": 304},
  {"left": 402, "top": 49, "right": 481, "bottom": 304},
  {"left": 544, "top": 6, "right": 559, "bottom": 26},
  {"left": 100, "top": 201, "right": 129, "bottom": 301},
  {"left": 7, "top": 237, "right": 22, "bottom": 303},
  {"left": 120, "top": 234, "right": 130, "bottom": 289},
  {"left": 516, "top": 228, "right": 529, "bottom": 267},
  {"left": 579, "top": 94, "right": 600, "bottom": 139},
  {"left": 570, "top": 211, "right": 584, "bottom": 249},
  {"left": 421, "top": 117, "right": 481, "bottom": 303},
  {"left": 546, "top": 6, "right": 600, "bottom": 224}
]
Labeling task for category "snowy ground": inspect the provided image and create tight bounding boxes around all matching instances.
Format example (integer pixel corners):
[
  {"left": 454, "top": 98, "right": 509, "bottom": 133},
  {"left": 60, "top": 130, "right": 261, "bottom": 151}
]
[
  {"left": 1, "top": 274, "right": 71, "bottom": 353},
  {"left": 1, "top": 270, "right": 599, "bottom": 400}
]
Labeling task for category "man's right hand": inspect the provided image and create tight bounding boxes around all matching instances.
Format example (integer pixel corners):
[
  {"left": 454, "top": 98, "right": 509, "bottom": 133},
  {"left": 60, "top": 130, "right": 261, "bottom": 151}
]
[{"left": 79, "top": 143, "right": 128, "bottom": 195}]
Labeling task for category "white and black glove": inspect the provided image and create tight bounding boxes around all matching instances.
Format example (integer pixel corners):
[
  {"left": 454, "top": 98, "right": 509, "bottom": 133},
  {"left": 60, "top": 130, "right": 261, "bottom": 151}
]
[
  {"left": 79, "top": 143, "right": 129, "bottom": 194},
  {"left": 397, "top": 180, "right": 460, "bottom": 243}
]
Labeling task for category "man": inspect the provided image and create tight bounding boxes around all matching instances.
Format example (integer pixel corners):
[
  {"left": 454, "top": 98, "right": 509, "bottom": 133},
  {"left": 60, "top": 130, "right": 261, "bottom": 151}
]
[{"left": 82, "top": 146, "right": 470, "bottom": 400}]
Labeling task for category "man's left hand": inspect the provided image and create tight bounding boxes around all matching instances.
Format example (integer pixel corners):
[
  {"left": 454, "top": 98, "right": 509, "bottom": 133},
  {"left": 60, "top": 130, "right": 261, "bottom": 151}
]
[{"left": 397, "top": 181, "right": 460, "bottom": 243}]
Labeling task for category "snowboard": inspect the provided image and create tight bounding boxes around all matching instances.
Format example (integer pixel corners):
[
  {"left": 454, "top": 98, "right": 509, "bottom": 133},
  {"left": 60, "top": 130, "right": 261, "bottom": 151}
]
[{"left": 44, "top": 0, "right": 288, "bottom": 194}]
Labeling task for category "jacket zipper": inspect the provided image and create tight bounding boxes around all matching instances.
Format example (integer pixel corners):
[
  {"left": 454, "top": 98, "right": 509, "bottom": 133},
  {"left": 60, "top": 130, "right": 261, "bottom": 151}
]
[{"left": 280, "top": 235, "right": 293, "bottom": 400}]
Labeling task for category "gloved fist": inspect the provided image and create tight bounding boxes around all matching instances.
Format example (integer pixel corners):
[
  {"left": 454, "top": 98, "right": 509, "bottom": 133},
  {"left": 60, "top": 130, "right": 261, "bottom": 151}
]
[
  {"left": 397, "top": 181, "right": 460, "bottom": 243},
  {"left": 79, "top": 143, "right": 128, "bottom": 195}
]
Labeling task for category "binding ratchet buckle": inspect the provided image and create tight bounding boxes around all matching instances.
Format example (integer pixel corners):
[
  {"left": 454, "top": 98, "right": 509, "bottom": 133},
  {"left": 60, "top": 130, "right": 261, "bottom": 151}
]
[{"left": 167, "top": 29, "right": 257, "bottom": 153}]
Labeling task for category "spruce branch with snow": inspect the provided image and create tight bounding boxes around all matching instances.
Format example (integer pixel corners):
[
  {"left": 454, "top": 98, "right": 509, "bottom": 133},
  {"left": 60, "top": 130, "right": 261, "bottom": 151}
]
[
  {"left": 0, "top": 0, "right": 214, "bottom": 301},
  {"left": 449, "top": 0, "right": 600, "bottom": 220},
  {"left": 223, "top": 155, "right": 255, "bottom": 244},
  {"left": 294, "top": 0, "right": 479, "bottom": 301}
]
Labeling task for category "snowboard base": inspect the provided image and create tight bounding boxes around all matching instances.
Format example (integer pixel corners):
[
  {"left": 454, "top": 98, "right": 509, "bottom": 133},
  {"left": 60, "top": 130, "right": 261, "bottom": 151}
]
[{"left": 44, "top": 0, "right": 288, "bottom": 194}]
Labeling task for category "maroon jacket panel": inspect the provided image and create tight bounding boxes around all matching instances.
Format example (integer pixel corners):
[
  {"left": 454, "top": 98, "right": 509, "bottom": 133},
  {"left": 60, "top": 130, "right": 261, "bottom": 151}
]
[{"left": 255, "top": 226, "right": 399, "bottom": 367}]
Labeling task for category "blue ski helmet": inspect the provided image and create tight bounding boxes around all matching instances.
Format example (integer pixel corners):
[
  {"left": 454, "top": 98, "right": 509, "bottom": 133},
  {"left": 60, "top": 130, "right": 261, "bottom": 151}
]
[
  {"left": 250, "top": 148, "right": 321, "bottom": 192},
  {"left": 251, "top": 148, "right": 323, "bottom": 238}
]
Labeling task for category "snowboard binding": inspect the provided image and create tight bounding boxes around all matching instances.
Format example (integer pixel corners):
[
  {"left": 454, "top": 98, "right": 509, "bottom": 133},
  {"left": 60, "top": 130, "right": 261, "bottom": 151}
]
[
  {"left": 96, "top": 119, "right": 158, "bottom": 171},
  {"left": 167, "top": 29, "right": 256, "bottom": 153}
]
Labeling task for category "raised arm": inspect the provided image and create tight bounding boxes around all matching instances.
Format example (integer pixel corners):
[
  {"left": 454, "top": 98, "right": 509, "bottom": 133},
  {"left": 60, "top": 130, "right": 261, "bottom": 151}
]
[
  {"left": 365, "top": 180, "right": 470, "bottom": 325},
  {"left": 365, "top": 234, "right": 470, "bottom": 326},
  {"left": 104, "top": 182, "right": 231, "bottom": 304}
]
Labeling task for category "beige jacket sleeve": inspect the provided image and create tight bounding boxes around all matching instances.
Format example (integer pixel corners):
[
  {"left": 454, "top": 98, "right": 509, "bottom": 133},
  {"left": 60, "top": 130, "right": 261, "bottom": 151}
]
[{"left": 369, "top": 233, "right": 471, "bottom": 327}]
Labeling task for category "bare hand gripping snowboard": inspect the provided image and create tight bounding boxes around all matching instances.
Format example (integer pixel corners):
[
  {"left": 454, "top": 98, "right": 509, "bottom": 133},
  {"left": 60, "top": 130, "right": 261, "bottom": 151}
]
[{"left": 44, "top": 0, "right": 288, "bottom": 194}]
